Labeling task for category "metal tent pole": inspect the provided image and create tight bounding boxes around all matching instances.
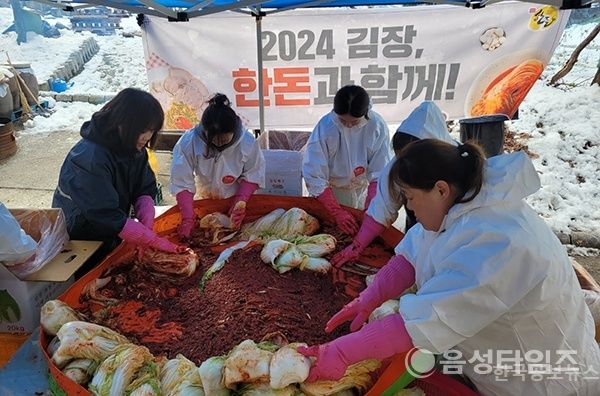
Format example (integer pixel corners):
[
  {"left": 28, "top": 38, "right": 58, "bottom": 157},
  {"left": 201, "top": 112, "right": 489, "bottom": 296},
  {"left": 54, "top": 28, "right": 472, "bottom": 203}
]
[{"left": 254, "top": 9, "right": 265, "bottom": 135}]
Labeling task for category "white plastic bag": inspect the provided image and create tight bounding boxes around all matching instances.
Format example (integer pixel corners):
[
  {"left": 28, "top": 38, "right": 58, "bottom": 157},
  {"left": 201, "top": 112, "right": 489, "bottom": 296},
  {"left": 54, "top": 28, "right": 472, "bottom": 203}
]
[{"left": 0, "top": 202, "right": 38, "bottom": 264}]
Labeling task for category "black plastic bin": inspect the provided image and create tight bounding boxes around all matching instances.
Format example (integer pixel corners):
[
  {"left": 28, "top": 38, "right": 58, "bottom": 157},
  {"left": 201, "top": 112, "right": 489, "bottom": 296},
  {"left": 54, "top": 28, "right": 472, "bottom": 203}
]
[{"left": 459, "top": 114, "right": 509, "bottom": 157}]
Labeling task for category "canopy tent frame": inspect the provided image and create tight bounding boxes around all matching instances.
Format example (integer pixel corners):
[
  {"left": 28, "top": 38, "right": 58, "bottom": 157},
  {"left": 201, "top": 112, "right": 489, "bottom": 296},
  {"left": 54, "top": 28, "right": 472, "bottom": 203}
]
[{"left": 26, "top": 0, "right": 594, "bottom": 19}]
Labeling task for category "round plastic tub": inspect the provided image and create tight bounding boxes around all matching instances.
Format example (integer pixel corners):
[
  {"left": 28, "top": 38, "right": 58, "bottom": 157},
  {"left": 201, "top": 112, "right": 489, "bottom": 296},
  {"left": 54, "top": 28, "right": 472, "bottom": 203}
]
[{"left": 39, "top": 195, "right": 477, "bottom": 395}]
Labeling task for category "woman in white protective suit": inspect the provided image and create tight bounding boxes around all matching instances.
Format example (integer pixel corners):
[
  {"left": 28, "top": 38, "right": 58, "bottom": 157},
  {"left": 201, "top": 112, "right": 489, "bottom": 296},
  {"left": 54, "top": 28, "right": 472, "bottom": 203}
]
[
  {"left": 302, "top": 85, "right": 392, "bottom": 236},
  {"left": 299, "top": 139, "right": 600, "bottom": 395},
  {"left": 170, "top": 93, "right": 265, "bottom": 239},
  {"left": 332, "top": 100, "right": 457, "bottom": 267}
]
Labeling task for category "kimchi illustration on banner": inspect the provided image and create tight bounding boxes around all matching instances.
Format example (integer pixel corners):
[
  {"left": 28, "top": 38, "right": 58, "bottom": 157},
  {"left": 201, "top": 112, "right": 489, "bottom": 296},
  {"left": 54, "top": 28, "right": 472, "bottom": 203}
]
[
  {"left": 145, "top": 52, "right": 211, "bottom": 129},
  {"left": 468, "top": 58, "right": 544, "bottom": 118}
]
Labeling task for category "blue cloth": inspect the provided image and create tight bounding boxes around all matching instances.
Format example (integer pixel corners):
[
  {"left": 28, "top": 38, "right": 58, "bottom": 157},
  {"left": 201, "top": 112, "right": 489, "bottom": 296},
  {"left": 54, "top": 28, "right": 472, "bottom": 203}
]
[{"left": 0, "top": 330, "right": 49, "bottom": 395}]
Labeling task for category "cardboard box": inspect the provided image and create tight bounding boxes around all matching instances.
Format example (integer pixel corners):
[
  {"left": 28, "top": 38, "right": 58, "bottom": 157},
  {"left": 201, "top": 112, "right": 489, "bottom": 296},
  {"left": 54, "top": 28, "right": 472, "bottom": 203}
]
[
  {"left": 0, "top": 208, "right": 101, "bottom": 333},
  {"left": 257, "top": 149, "right": 303, "bottom": 197}
]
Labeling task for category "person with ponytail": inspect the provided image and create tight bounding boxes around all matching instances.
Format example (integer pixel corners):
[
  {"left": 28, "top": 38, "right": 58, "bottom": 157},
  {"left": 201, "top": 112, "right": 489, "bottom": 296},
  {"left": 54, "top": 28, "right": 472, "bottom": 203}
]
[
  {"left": 302, "top": 85, "right": 392, "bottom": 236},
  {"left": 299, "top": 139, "right": 600, "bottom": 395},
  {"left": 170, "top": 93, "right": 265, "bottom": 239},
  {"left": 53, "top": 88, "right": 186, "bottom": 257}
]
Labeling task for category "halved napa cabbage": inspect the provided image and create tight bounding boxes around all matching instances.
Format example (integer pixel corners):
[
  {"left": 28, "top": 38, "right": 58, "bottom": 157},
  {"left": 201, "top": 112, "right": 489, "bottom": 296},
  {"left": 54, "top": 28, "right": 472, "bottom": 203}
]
[
  {"left": 198, "top": 212, "right": 238, "bottom": 244},
  {"left": 229, "top": 201, "right": 247, "bottom": 228},
  {"left": 368, "top": 300, "right": 399, "bottom": 323},
  {"left": 241, "top": 208, "right": 319, "bottom": 240},
  {"left": 129, "top": 383, "right": 158, "bottom": 396},
  {"left": 291, "top": 235, "right": 337, "bottom": 257},
  {"left": 199, "top": 213, "right": 232, "bottom": 230},
  {"left": 269, "top": 208, "right": 319, "bottom": 237},
  {"left": 199, "top": 356, "right": 230, "bottom": 396},
  {"left": 299, "top": 360, "right": 381, "bottom": 396},
  {"left": 269, "top": 343, "right": 311, "bottom": 389},
  {"left": 62, "top": 358, "right": 97, "bottom": 385},
  {"left": 224, "top": 340, "right": 274, "bottom": 389},
  {"left": 160, "top": 354, "right": 202, "bottom": 395},
  {"left": 140, "top": 249, "right": 199, "bottom": 277},
  {"left": 241, "top": 209, "right": 286, "bottom": 238},
  {"left": 166, "top": 380, "right": 205, "bottom": 396},
  {"left": 41, "top": 300, "right": 84, "bottom": 336},
  {"left": 126, "top": 360, "right": 161, "bottom": 396},
  {"left": 273, "top": 245, "right": 305, "bottom": 273},
  {"left": 261, "top": 240, "right": 293, "bottom": 264},
  {"left": 299, "top": 257, "right": 331, "bottom": 274},
  {"left": 47, "top": 336, "right": 61, "bottom": 357},
  {"left": 89, "top": 344, "right": 153, "bottom": 396},
  {"left": 52, "top": 321, "right": 130, "bottom": 368},
  {"left": 260, "top": 240, "right": 332, "bottom": 274},
  {"left": 237, "top": 383, "right": 299, "bottom": 395}
]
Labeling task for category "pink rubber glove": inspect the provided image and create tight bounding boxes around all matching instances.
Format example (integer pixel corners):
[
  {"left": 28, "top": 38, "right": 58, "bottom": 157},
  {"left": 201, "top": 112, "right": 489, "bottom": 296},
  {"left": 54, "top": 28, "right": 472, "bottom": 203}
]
[
  {"left": 317, "top": 187, "right": 359, "bottom": 236},
  {"left": 229, "top": 180, "right": 258, "bottom": 229},
  {"left": 327, "top": 255, "right": 415, "bottom": 333},
  {"left": 363, "top": 181, "right": 378, "bottom": 211},
  {"left": 134, "top": 195, "right": 155, "bottom": 230},
  {"left": 330, "top": 215, "right": 386, "bottom": 268},
  {"left": 176, "top": 190, "right": 195, "bottom": 239},
  {"left": 299, "top": 314, "right": 413, "bottom": 382},
  {"left": 118, "top": 219, "right": 187, "bottom": 253}
]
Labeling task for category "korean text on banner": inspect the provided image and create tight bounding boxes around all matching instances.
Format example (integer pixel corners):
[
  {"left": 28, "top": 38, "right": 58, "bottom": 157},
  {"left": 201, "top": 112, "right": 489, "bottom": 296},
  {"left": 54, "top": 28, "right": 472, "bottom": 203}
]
[{"left": 142, "top": 3, "right": 569, "bottom": 129}]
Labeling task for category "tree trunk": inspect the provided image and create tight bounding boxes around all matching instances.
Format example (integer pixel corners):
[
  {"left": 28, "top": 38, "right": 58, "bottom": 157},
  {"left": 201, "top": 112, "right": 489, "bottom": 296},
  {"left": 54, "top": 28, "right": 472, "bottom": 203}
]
[
  {"left": 592, "top": 60, "right": 600, "bottom": 86},
  {"left": 550, "top": 23, "right": 600, "bottom": 86}
]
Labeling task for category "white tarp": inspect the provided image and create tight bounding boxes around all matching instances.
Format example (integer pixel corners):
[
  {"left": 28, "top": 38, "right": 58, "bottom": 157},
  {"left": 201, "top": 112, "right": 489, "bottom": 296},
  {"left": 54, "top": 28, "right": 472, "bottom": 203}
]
[{"left": 142, "top": 3, "right": 569, "bottom": 129}]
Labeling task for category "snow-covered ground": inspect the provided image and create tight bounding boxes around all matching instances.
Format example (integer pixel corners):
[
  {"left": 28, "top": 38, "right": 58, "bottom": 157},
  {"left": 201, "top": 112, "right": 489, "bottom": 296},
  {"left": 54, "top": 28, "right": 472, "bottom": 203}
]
[
  {"left": 0, "top": 8, "right": 90, "bottom": 82},
  {"left": 511, "top": 21, "right": 600, "bottom": 234},
  {"left": 67, "top": 17, "right": 148, "bottom": 95},
  {"left": 0, "top": 6, "right": 599, "bottom": 237}
]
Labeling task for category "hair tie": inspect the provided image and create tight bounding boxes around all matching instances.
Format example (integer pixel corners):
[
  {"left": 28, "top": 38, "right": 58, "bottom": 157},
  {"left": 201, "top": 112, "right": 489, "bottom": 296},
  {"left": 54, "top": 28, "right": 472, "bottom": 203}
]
[{"left": 461, "top": 151, "right": 469, "bottom": 158}]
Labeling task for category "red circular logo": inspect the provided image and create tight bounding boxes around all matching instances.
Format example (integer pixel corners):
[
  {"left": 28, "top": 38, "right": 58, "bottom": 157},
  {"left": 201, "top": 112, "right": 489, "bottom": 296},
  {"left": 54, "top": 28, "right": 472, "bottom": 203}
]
[
  {"left": 353, "top": 166, "right": 366, "bottom": 177},
  {"left": 222, "top": 175, "right": 235, "bottom": 184}
]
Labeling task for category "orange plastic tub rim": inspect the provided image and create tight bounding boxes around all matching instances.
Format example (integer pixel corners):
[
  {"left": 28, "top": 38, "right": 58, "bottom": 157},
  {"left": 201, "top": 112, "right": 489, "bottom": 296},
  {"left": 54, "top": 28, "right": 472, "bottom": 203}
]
[
  {"left": 0, "top": 332, "right": 30, "bottom": 368},
  {"left": 40, "top": 195, "right": 404, "bottom": 395}
]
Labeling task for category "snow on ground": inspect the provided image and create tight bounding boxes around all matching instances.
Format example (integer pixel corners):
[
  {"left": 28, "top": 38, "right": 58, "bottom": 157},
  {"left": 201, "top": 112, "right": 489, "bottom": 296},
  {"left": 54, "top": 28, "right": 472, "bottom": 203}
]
[
  {"left": 511, "top": 21, "right": 600, "bottom": 234},
  {"left": 68, "top": 16, "right": 149, "bottom": 95},
  {"left": 0, "top": 6, "right": 599, "bottom": 235},
  {"left": 0, "top": 7, "right": 91, "bottom": 83},
  {"left": 19, "top": 101, "right": 102, "bottom": 135}
]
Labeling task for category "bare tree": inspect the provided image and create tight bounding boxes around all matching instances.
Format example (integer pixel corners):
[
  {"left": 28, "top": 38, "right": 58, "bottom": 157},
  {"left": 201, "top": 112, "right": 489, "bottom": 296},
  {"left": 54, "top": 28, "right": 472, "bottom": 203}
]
[
  {"left": 592, "top": 58, "right": 600, "bottom": 86},
  {"left": 550, "top": 23, "right": 600, "bottom": 86}
]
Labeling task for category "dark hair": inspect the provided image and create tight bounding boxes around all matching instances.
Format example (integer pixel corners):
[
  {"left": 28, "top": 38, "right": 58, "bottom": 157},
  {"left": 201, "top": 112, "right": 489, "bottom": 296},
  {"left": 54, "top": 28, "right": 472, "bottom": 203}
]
[
  {"left": 333, "top": 85, "right": 370, "bottom": 119},
  {"left": 389, "top": 139, "right": 486, "bottom": 204},
  {"left": 201, "top": 93, "right": 240, "bottom": 140},
  {"left": 94, "top": 88, "right": 164, "bottom": 151},
  {"left": 392, "top": 131, "right": 419, "bottom": 152}
]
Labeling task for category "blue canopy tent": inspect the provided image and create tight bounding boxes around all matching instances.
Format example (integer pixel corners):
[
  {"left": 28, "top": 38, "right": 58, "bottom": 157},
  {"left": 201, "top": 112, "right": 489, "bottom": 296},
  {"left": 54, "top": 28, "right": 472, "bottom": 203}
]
[
  {"left": 24, "top": 0, "right": 595, "bottom": 18},
  {"left": 23, "top": 0, "right": 594, "bottom": 131}
]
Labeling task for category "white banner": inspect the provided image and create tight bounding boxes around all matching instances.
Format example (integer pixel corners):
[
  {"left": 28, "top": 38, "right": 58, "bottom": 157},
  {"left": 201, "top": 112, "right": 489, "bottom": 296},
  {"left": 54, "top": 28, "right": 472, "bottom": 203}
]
[{"left": 142, "top": 3, "right": 569, "bottom": 129}]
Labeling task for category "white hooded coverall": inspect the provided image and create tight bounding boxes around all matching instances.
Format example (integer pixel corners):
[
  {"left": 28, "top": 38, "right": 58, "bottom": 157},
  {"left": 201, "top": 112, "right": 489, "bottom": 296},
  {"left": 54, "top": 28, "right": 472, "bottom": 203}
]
[
  {"left": 368, "top": 101, "right": 457, "bottom": 227},
  {"left": 170, "top": 126, "right": 265, "bottom": 199},
  {"left": 302, "top": 110, "right": 392, "bottom": 209},
  {"left": 396, "top": 151, "right": 600, "bottom": 395}
]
